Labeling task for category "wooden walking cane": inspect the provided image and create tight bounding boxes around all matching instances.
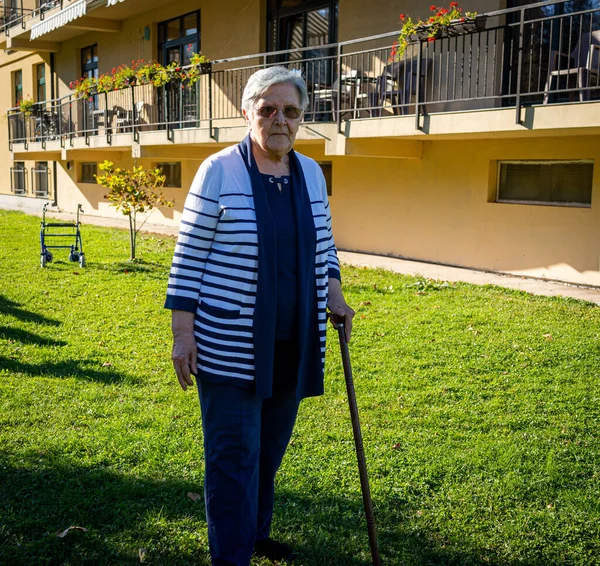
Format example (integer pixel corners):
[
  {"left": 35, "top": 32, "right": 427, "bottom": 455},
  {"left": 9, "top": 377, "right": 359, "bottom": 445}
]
[{"left": 335, "top": 318, "right": 382, "bottom": 566}]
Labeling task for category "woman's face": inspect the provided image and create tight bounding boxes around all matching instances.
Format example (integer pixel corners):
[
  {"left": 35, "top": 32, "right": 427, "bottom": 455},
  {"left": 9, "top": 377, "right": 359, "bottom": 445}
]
[{"left": 244, "top": 82, "right": 303, "bottom": 159}]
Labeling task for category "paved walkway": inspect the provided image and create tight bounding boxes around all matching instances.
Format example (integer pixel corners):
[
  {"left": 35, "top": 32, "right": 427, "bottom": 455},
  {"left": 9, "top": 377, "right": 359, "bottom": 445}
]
[{"left": 5, "top": 202, "right": 600, "bottom": 305}]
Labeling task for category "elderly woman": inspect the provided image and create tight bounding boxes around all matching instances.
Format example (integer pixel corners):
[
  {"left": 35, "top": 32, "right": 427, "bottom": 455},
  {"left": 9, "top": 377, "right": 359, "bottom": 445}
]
[{"left": 165, "top": 66, "right": 354, "bottom": 565}]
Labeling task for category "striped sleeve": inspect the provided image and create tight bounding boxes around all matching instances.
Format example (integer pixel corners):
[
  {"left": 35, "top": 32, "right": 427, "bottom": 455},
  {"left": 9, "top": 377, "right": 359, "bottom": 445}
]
[
  {"left": 164, "top": 159, "right": 222, "bottom": 312},
  {"left": 320, "top": 170, "right": 341, "bottom": 282}
]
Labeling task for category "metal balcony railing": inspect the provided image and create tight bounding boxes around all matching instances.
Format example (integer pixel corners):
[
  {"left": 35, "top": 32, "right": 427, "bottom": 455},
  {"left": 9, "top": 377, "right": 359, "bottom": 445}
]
[{"left": 6, "top": 0, "right": 600, "bottom": 148}]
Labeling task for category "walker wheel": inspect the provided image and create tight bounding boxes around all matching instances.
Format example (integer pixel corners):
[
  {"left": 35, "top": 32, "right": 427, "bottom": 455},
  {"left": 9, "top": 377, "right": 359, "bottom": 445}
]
[
  {"left": 68, "top": 251, "right": 79, "bottom": 262},
  {"left": 46, "top": 251, "right": 53, "bottom": 263}
]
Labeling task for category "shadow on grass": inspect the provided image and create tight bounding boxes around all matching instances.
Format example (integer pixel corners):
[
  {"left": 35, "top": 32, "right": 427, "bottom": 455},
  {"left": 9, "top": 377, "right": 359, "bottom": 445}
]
[
  {"left": 0, "top": 449, "right": 531, "bottom": 566},
  {"left": 0, "top": 451, "right": 210, "bottom": 566},
  {"left": 0, "top": 326, "right": 67, "bottom": 347},
  {"left": 0, "top": 357, "right": 139, "bottom": 385},
  {"left": 0, "top": 295, "right": 61, "bottom": 327}
]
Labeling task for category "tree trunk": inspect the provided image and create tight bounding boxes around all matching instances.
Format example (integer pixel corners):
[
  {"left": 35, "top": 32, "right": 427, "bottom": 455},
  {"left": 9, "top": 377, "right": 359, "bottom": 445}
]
[{"left": 128, "top": 213, "right": 136, "bottom": 261}]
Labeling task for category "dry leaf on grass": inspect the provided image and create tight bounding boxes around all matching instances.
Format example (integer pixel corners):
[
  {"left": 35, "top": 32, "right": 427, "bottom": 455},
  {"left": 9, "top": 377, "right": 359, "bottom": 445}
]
[
  {"left": 56, "top": 526, "right": 88, "bottom": 538},
  {"left": 187, "top": 492, "right": 202, "bottom": 502},
  {"left": 139, "top": 548, "right": 147, "bottom": 562}
]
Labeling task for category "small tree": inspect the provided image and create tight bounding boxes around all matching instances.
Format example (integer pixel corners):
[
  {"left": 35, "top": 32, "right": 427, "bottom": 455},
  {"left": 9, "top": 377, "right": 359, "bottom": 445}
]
[{"left": 96, "top": 160, "right": 173, "bottom": 260}]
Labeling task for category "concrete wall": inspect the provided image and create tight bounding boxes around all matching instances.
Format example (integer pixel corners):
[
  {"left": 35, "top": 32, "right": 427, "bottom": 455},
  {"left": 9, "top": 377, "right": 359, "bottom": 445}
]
[{"left": 329, "top": 135, "right": 600, "bottom": 285}]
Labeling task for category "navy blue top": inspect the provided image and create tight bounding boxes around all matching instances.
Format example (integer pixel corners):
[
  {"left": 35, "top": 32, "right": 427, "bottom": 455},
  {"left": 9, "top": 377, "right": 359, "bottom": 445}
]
[{"left": 261, "top": 173, "right": 297, "bottom": 340}]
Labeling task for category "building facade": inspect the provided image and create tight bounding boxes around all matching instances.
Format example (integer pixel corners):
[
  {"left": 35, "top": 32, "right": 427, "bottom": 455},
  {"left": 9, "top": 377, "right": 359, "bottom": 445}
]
[{"left": 1, "top": 0, "right": 599, "bottom": 286}]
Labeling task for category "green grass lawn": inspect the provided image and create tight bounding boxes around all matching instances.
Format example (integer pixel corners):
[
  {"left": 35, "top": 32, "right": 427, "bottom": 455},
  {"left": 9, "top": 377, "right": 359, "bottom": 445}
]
[{"left": 1, "top": 209, "right": 599, "bottom": 566}]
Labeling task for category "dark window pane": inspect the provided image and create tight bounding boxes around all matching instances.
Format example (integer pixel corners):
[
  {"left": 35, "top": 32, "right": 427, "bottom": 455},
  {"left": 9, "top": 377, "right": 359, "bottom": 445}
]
[
  {"left": 37, "top": 64, "right": 46, "bottom": 102},
  {"left": 157, "top": 162, "right": 181, "bottom": 187},
  {"left": 81, "top": 162, "right": 97, "bottom": 184},
  {"left": 12, "top": 162, "right": 26, "bottom": 195},
  {"left": 167, "top": 19, "right": 180, "bottom": 41},
  {"left": 34, "top": 161, "right": 49, "bottom": 197},
  {"left": 183, "top": 41, "right": 197, "bottom": 66},
  {"left": 14, "top": 70, "right": 22, "bottom": 105},
  {"left": 498, "top": 161, "right": 593, "bottom": 206},
  {"left": 184, "top": 13, "right": 197, "bottom": 36},
  {"left": 307, "top": 8, "right": 329, "bottom": 47}
]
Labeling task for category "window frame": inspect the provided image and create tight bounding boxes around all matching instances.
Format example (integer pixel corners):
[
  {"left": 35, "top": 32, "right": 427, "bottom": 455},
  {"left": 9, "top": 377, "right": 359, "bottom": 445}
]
[
  {"left": 157, "top": 11, "right": 201, "bottom": 66},
  {"left": 496, "top": 159, "right": 594, "bottom": 208},
  {"left": 156, "top": 162, "right": 182, "bottom": 188},
  {"left": 13, "top": 69, "right": 23, "bottom": 106},
  {"left": 81, "top": 44, "right": 98, "bottom": 79},
  {"left": 11, "top": 162, "right": 27, "bottom": 195},
  {"left": 80, "top": 162, "right": 98, "bottom": 184},
  {"left": 36, "top": 63, "right": 46, "bottom": 102},
  {"left": 33, "top": 161, "right": 50, "bottom": 198}
]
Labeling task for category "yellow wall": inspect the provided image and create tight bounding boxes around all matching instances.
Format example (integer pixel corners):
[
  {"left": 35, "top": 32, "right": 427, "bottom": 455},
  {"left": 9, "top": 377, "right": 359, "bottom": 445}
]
[{"left": 329, "top": 135, "right": 600, "bottom": 286}]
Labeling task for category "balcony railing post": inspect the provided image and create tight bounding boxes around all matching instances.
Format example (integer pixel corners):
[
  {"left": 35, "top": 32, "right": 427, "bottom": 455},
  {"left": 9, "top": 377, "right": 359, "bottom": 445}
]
[
  {"left": 132, "top": 85, "right": 138, "bottom": 142},
  {"left": 209, "top": 68, "right": 213, "bottom": 139},
  {"left": 7, "top": 112, "right": 12, "bottom": 152},
  {"left": 415, "top": 41, "right": 423, "bottom": 131},
  {"left": 41, "top": 104, "right": 46, "bottom": 149},
  {"left": 105, "top": 91, "right": 111, "bottom": 144},
  {"left": 69, "top": 95, "right": 74, "bottom": 147},
  {"left": 515, "top": 8, "right": 525, "bottom": 125},
  {"left": 58, "top": 99, "right": 63, "bottom": 148},
  {"left": 336, "top": 43, "right": 342, "bottom": 132}
]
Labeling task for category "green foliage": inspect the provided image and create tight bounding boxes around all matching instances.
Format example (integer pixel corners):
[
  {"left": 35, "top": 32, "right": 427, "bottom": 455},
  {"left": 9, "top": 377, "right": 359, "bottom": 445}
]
[
  {"left": 95, "top": 160, "right": 173, "bottom": 260},
  {"left": 1, "top": 210, "right": 599, "bottom": 565},
  {"left": 67, "top": 54, "right": 212, "bottom": 99},
  {"left": 18, "top": 97, "right": 35, "bottom": 115},
  {"left": 393, "top": 2, "right": 478, "bottom": 59}
]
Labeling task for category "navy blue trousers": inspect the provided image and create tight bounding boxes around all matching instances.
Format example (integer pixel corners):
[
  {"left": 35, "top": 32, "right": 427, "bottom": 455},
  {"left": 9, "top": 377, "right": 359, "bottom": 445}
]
[{"left": 197, "top": 340, "right": 300, "bottom": 566}]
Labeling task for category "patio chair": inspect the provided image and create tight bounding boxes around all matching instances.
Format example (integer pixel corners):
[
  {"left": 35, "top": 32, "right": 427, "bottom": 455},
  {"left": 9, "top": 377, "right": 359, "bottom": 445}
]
[
  {"left": 372, "top": 58, "right": 432, "bottom": 116},
  {"left": 543, "top": 30, "right": 600, "bottom": 104},
  {"left": 309, "top": 71, "right": 373, "bottom": 121}
]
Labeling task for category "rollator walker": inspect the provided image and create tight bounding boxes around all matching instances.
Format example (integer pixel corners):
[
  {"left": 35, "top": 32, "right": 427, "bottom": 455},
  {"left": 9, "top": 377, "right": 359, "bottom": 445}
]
[{"left": 39, "top": 203, "right": 86, "bottom": 268}]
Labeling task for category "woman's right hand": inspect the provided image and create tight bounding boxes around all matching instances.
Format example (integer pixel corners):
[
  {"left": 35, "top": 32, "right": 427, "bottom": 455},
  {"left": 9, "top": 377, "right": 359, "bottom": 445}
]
[{"left": 171, "top": 311, "right": 198, "bottom": 391}]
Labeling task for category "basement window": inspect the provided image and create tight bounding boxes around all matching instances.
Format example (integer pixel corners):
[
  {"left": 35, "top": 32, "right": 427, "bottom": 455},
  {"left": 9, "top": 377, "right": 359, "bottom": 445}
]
[
  {"left": 157, "top": 162, "right": 182, "bottom": 187},
  {"left": 81, "top": 163, "right": 97, "bottom": 183},
  {"left": 497, "top": 160, "right": 593, "bottom": 207}
]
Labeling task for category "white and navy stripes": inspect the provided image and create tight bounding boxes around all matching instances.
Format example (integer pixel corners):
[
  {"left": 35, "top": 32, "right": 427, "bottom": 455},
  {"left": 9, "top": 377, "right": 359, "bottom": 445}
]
[{"left": 165, "top": 144, "right": 340, "bottom": 388}]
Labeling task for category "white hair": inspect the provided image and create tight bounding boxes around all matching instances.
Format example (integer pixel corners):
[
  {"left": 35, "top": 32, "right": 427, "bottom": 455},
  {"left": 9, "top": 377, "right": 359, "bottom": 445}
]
[{"left": 241, "top": 66, "right": 309, "bottom": 114}]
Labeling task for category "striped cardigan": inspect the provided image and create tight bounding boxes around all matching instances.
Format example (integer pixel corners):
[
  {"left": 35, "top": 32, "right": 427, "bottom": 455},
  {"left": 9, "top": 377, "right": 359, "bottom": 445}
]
[{"left": 165, "top": 143, "right": 340, "bottom": 397}]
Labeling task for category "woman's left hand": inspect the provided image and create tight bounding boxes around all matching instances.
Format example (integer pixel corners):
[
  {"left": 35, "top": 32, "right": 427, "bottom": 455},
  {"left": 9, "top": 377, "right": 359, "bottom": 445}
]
[{"left": 327, "top": 277, "right": 355, "bottom": 342}]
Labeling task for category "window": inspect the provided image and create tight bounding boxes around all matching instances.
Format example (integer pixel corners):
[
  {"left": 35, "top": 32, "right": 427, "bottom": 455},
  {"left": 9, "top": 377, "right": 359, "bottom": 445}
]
[
  {"left": 33, "top": 162, "right": 49, "bottom": 197},
  {"left": 36, "top": 64, "right": 46, "bottom": 102},
  {"left": 11, "top": 162, "right": 26, "bottom": 195},
  {"left": 81, "top": 163, "right": 97, "bottom": 183},
  {"left": 319, "top": 162, "right": 332, "bottom": 196},
  {"left": 13, "top": 70, "right": 22, "bottom": 106},
  {"left": 158, "top": 11, "right": 200, "bottom": 66},
  {"left": 157, "top": 162, "right": 182, "bottom": 187},
  {"left": 497, "top": 161, "right": 593, "bottom": 207},
  {"left": 81, "top": 45, "right": 98, "bottom": 81}
]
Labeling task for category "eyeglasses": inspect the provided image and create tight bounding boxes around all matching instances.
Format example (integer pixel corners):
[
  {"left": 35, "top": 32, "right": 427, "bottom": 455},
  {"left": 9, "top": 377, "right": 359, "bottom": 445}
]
[{"left": 254, "top": 105, "right": 303, "bottom": 120}]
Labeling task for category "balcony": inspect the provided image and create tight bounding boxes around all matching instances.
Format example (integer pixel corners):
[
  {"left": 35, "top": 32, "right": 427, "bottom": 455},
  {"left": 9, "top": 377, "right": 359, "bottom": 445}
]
[
  {"left": 7, "top": 0, "right": 600, "bottom": 158},
  {"left": 0, "top": 0, "right": 130, "bottom": 52}
]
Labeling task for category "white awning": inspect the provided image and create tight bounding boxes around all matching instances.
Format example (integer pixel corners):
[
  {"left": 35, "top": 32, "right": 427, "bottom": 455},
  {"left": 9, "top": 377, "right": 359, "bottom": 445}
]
[
  {"left": 106, "top": 0, "right": 125, "bottom": 5},
  {"left": 30, "top": 0, "right": 88, "bottom": 40}
]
